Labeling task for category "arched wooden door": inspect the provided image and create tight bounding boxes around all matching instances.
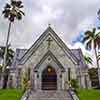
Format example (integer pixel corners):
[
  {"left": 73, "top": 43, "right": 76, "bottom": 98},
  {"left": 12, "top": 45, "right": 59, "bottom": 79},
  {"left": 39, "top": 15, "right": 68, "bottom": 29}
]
[{"left": 42, "top": 66, "right": 57, "bottom": 90}]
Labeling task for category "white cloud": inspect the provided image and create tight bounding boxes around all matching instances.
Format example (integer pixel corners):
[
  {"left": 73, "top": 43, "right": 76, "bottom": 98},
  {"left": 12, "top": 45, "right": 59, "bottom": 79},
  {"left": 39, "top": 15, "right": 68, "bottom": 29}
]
[{"left": 0, "top": 0, "right": 100, "bottom": 50}]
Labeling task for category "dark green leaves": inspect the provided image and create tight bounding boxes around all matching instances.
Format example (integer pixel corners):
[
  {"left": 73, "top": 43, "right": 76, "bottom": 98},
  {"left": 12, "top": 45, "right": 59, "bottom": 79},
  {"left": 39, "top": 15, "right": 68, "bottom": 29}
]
[
  {"left": 2, "top": 0, "right": 24, "bottom": 22},
  {"left": 16, "top": 12, "right": 22, "bottom": 20},
  {"left": 82, "top": 28, "right": 100, "bottom": 50},
  {"left": 0, "top": 46, "right": 14, "bottom": 66},
  {"left": 4, "top": 3, "right": 11, "bottom": 9},
  {"left": 16, "top": 1, "right": 23, "bottom": 8},
  {"left": 84, "top": 55, "right": 92, "bottom": 65},
  {"left": 11, "top": 0, "right": 17, "bottom": 6}
]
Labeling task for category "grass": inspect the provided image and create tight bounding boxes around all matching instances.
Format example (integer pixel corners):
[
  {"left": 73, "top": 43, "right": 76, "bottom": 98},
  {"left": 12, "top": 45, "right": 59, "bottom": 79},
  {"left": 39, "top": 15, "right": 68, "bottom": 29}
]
[
  {"left": 77, "top": 89, "right": 100, "bottom": 100},
  {"left": 0, "top": 89, "right": 23, "bottom": 100},
  {"left": 1, "top": 88, "right": 100, "bottom": 100}
]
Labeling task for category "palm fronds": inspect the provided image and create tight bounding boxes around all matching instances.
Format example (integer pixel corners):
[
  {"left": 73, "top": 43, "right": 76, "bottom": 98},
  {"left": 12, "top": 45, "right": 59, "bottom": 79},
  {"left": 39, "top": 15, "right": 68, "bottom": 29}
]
[
  {"left": 2, "top": 0, "right": 24, "bottom": 22},
  {"left": 97, "top": 52, "right": 100, "bottom": 61},
  {"left": 82, "top": 28, "right": 100, "bottom": 50},
  {"left": 84, "top": 55, "right": 93, "bottom": 65},
  {"left": 0, "top": 46, "right": 14, "bottom": 66}
]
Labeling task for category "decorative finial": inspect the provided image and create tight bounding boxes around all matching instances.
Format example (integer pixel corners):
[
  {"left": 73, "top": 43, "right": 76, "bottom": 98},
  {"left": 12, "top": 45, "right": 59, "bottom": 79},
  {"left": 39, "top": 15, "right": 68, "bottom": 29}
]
[{"left": 48, "top": 23, "right": 51, "bottom": 26}]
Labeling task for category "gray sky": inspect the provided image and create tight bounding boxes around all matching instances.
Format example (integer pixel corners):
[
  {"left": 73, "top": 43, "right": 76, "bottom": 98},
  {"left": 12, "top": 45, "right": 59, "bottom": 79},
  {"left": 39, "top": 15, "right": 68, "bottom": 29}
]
[{"left": 0, "top": 0, "right": 100, "bottom": 50}]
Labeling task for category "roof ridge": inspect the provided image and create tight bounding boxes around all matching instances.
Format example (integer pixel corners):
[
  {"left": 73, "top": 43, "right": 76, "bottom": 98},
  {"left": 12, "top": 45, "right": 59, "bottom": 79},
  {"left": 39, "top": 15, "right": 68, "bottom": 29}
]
[
  {"left": 19, "top": 26, "right": 51, "bottom": 63},
  {"left": 19, "top": 26, "right": 79, "bottom": 65}
]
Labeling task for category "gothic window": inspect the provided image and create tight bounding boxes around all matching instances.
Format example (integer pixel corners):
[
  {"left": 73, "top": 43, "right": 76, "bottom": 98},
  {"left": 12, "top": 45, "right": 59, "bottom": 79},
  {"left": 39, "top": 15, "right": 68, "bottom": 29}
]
[
  {"left": 68, "top": 68, "right": 71, "bottom": 81},
  {"left": 27, "top": 68, "right": 31, "bottom": 80},
  {"left": 84, "top": 75, "right": 88, "bottom": 88},
  {"left": 17, "top": 68, "right": 21, "bottom": 87},
  {"left": 0, "top": 67, "right": 2, "bottom": 80},
  {"left": 18, "top": 68, "right": 21, "bottom": 75}
]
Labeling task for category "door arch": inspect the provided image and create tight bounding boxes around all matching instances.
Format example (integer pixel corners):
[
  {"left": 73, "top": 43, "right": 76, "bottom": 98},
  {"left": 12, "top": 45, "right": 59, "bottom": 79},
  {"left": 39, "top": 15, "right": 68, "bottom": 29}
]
[{"left": 42, "top": 66, "right": 57, "bottom": 90}]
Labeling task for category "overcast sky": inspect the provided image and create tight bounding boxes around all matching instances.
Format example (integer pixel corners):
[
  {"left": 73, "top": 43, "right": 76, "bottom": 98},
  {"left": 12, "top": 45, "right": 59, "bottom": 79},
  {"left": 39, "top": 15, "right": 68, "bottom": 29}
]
[{"left": 0, "top": 0, "right": 100, "bottom": 54}]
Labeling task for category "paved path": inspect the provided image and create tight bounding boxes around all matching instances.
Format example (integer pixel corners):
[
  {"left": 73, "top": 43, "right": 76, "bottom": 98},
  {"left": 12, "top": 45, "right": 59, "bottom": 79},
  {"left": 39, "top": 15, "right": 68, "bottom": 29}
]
[{"left": 28, "top": 90, "right": 72, "bottom": 100}]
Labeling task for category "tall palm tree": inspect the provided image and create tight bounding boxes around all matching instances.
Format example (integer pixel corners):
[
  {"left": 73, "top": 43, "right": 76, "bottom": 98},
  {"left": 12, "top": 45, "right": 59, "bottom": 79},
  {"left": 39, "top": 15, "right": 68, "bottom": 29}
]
[
  {"left": 82, "top": 28, "right": 100, "bottom": 83},
  {"left": 2, "top": 0, "right": 24, "bottom": 88}
]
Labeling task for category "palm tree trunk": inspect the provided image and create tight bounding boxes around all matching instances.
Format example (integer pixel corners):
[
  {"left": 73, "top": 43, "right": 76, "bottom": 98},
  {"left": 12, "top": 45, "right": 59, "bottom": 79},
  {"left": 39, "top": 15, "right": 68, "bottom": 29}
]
[
  {"left": 3, "top": 22, "right": 11, "bottom": 72},
  {"left": 94, "top": 47, "right": 100, "bottom": 85},
  {"left": 2, "top": 22, "right": 12, "bottom": 89}
]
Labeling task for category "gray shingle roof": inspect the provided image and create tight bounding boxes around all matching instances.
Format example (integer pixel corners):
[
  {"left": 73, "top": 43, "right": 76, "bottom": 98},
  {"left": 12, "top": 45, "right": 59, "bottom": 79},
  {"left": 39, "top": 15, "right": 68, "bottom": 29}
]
[
  {"left": 11, "top": 48, "right": 27, "bottom": 68},
  {"left": 71, "top": 49, "right": 88, "bottom": 69}
]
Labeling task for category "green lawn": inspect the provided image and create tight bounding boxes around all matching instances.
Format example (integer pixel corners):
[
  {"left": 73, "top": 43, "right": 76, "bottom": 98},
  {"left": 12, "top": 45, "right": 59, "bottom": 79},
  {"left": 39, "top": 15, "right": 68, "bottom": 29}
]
[
  {"left": 0, "top": 89, "right": 23, "bottom": 100},
  {"left": 77, "top": 89, "right": 100, "bottom": 100}
]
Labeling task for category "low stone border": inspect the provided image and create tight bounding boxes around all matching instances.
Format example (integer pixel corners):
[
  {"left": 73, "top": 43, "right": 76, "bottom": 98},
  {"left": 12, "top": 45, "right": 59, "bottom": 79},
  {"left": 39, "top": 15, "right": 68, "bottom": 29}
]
[
  {"left": 68, "top": 89, "right": 79, "bottom": 100},
  {"left": 21, "top": 89, "right": 31, "bottom": 100}
]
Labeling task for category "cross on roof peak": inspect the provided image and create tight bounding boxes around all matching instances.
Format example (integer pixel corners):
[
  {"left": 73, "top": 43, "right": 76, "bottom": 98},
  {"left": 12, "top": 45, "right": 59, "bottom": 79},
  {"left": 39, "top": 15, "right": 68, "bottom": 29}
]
[
  {"left": 48, "top": 23, "right": 51, "bottom": 26},
  {"left": 46, "top": 37, "right": 53, "bottom": 49}
]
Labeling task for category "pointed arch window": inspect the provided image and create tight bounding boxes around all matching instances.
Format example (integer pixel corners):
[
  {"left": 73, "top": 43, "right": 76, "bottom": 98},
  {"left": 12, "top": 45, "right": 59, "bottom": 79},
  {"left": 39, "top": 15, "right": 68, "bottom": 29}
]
[{"left": 68, "top": 68, "right": 71, "bottom": 81}]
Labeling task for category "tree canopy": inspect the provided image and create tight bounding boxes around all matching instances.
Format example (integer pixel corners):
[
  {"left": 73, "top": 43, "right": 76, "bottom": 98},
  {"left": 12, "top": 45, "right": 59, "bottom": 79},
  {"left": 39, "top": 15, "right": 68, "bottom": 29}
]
[{"left": 2, "top": 0, "right": 25, "bottom": 22}]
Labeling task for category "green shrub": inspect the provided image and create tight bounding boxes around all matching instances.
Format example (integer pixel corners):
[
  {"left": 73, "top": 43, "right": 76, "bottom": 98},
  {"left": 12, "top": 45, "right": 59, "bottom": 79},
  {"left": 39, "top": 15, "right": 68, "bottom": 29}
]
[
  {"left": 70, "top": 79, "right": 79, "bottom": 92},
  {"left": 21, "top": 68, "right": 30, "bottom": 93}
]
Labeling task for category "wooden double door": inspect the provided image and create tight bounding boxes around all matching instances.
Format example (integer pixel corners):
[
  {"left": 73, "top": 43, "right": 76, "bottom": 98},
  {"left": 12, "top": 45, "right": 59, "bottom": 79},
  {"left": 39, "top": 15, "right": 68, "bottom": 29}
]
[{"left": 42, "top": 66, "right": 57, "bottom": 90}]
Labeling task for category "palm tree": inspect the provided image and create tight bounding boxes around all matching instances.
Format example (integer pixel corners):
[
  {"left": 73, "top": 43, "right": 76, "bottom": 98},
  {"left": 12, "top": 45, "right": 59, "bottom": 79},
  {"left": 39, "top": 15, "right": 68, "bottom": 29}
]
[
  {"left": 2, "top": 0, "right": 25, "bottom": 88},
  {"left": 0, "top": 46, "right": 14, "bottom": 88},
  {"left": 82, "top": 28, "right": 100, "bottom": 83},
  {"left": 84, "top": 55, "right": 92, "bottom": 65},
  {"left": 97, "top": 52, "right": 100, "bottom": 61}
]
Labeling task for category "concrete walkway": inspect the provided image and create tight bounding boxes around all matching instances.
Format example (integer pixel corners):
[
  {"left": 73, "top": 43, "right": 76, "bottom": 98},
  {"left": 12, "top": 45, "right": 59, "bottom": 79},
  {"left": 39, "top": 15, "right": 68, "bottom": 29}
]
[{"left": 28, "top": 90, "right": 72, "bottom": 100}]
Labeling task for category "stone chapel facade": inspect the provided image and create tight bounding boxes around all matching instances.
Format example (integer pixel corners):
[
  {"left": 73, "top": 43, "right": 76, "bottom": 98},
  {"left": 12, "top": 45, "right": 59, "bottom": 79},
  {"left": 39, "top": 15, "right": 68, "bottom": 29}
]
[{"left": 10, "top": 26, "right": 91, "bottom": 90}]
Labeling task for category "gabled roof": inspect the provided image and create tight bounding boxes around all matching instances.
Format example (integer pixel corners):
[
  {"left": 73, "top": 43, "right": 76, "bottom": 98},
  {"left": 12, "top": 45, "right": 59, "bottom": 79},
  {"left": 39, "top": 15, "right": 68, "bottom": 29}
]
[
  {"left": 11, "top": 48, "right": 27, "bottom": 68},
  {"left": 71, "top": 49, "right": 88, "bottom": 69},
  {"left": 19, "top": 26, "right": 79, "bottom": 65},
  {"left": 34, "top": 50, "right": 65, "bottom": 71}
]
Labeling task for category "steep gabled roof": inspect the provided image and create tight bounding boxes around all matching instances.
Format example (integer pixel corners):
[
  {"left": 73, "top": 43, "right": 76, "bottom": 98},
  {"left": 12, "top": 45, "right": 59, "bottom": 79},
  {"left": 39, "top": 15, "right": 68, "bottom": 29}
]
[
  {"left": 34, "top": 50, "right": 65, "bottom": 71},
  {"left": 71, "top": 49, "right": 88, "bottom": 69},
  {"left": 11, "top": 48, "right": 27, "bottom": 68},
  {"left": 19, "top": 26, "right": 79, "bottom": 65}
]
